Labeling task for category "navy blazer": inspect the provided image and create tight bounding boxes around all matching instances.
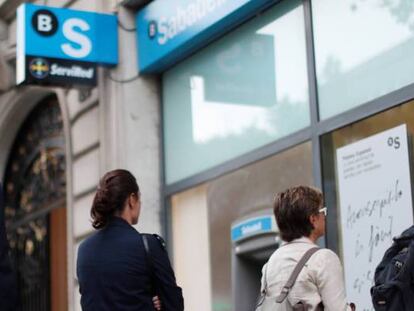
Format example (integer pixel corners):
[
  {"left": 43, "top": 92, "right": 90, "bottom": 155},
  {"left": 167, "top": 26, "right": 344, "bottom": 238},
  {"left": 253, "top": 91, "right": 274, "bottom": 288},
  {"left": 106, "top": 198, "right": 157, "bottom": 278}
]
[
  {"left": 0, "top": 183, "right": 17, "bottom": 311},
  {"left": 77, "top": 217, "right": 184, "bottom": 311}
]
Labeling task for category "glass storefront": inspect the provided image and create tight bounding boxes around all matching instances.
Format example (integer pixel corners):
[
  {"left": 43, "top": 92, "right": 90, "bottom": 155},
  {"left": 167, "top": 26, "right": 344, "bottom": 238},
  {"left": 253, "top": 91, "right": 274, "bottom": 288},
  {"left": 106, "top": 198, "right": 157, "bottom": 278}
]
[{"left": 160, "top": 0, "right": 414, "bottom": 310}]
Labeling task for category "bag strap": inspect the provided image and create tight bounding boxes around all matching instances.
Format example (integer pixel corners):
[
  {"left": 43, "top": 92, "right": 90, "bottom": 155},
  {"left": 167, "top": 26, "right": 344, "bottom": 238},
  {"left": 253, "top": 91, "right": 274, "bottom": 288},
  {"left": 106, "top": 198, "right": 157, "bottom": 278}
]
[
  {"left": 261, "top": 262, "right": 269, "bottom": 293},
  {"left": 255, "top": 264, "right": 269, "bottom": 310},
  {"left": 142, "top": 234, "right": 156, "bottom": 293},
  {"left": 276, "top": 247, "right": 321, "bottom": 303}
]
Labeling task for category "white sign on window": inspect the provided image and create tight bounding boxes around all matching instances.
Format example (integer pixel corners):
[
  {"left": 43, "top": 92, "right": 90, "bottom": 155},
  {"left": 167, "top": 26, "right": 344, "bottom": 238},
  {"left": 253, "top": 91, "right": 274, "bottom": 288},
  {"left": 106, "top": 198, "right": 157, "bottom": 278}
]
[{"left": 336, "top": 124, "right": 414, "bottom": 310}]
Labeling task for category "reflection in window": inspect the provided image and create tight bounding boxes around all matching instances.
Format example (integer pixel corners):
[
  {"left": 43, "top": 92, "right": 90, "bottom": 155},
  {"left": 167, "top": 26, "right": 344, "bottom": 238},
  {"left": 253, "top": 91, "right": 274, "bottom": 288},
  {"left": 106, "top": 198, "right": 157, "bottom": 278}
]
[
  {"left": 190, "top": 76, "right": 277, "bottom": 143},
  {"left": 257, "top": 5, "right": 309, "bottom": 105},
  {"left": 207, "top": 142, "right": 313, "bottom": 311},
  {"left": 163, "top": 0, "right": 310, "bottom": 184},
  {"left": 313, "top": 0, "right": 414, "bottom": 119}
]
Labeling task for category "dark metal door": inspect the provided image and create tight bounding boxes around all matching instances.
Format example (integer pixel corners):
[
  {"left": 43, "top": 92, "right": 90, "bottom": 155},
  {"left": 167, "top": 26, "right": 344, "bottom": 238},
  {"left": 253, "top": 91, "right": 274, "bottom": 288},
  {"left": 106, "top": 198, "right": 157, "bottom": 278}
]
[{"left": 3, "top": 96, "right": 66, "bottom": 311}]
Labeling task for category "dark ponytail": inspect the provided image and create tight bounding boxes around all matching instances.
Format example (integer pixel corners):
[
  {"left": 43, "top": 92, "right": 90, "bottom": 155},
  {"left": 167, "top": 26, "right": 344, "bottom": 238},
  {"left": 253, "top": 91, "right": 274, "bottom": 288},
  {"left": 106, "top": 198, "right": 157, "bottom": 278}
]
[{"left": 91, "top": 169, "right": 139, "bottom": 229}]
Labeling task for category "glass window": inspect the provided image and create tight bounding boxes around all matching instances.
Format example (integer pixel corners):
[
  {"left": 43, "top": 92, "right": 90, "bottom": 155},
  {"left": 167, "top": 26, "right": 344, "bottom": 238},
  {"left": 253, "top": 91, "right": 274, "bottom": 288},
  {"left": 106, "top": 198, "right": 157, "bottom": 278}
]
[
  {"left": 321, "top": 100, "right": 414, "bottom": 309},
  {"left": 312, "top": 0, "right": 414, "bottom": 119},
  {"left": 207, "top": 142, "right": 313, "bottom": 310},
  {"left": 171, "top": 184, "right": 212, "bottom": 311},
  {"left": 163, "top": 0, "right": 310, "bottom": 184}
]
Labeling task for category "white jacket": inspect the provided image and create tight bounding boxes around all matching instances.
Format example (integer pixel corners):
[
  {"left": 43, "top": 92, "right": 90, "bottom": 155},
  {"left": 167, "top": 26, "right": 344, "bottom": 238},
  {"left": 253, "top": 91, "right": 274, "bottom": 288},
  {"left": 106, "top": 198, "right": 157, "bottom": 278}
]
[{"left": 260, "top": 237, "right": 353, "bottom": 311}]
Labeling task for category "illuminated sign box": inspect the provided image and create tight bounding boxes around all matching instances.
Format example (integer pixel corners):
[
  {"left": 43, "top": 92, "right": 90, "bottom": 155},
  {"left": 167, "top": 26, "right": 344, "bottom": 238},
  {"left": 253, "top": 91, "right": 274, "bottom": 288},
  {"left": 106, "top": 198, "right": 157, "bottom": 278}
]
[
  {"left": 136, "top": 0, "right": 276, "bottom": 73},
  {"left": 16, "top": 4, "right": 118, "bottom": 86},
  {"left": 231, "top": 216, "right": 276, "bottom": 242}
]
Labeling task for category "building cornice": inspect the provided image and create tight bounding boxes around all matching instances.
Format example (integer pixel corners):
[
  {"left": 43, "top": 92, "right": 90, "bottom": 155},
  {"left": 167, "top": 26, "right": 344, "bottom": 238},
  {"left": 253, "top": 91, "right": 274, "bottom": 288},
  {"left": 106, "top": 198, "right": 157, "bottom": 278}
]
[{"left": 0, "top": 0, "right": 27, "bottom": 22}]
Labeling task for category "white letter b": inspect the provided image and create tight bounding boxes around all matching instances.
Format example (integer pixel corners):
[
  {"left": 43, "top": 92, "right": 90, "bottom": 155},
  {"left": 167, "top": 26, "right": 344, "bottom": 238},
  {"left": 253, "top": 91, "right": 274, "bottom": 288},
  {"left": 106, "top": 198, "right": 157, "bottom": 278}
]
[{"left": 38, "top": 14, "right": 52, "bottom": 32}]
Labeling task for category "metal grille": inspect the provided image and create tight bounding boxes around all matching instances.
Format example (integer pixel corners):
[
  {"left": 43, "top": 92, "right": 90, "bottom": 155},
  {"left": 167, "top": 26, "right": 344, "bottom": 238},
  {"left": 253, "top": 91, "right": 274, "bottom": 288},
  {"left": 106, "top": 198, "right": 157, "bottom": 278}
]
[{"left": 3, "top": 96, "right": 66, "bottom": 311}]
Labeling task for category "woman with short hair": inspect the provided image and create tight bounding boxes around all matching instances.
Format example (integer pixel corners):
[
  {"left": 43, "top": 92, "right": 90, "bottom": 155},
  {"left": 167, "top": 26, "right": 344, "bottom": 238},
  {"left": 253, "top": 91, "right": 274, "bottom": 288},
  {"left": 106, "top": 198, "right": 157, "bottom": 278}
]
[
  {"left": 259, "top": 185, "right": 354, "bottom": 310},
  {"left": 77, "top": 169, "right": 184, "bottom": 311}
]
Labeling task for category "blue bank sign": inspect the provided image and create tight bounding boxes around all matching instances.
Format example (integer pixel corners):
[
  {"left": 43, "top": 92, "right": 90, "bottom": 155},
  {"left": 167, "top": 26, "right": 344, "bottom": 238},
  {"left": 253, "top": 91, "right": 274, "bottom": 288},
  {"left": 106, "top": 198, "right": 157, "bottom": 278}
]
[
  {"left": 17, "top": 4, "right": 118, "bottom": 85},
  {"left": 231, "top": 216, "right": 276, "bottom": 242},
  {"left": 136, "top": 0, "right": 274, "bottom": 73}
]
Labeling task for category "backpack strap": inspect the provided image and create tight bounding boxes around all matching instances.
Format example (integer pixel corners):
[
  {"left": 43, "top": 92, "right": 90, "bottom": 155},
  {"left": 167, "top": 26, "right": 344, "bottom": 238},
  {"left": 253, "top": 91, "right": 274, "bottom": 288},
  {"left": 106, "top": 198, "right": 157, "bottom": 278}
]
[{"left": 276, "top": 247, "right": 321, "bottom": 303}]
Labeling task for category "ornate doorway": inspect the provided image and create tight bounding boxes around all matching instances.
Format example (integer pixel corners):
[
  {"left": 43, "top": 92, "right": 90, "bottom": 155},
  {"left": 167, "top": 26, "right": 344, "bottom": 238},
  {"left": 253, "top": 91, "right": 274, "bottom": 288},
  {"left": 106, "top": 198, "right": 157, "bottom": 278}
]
[{"left": 3, "top": 96, "right": 67, "bottom": 311}]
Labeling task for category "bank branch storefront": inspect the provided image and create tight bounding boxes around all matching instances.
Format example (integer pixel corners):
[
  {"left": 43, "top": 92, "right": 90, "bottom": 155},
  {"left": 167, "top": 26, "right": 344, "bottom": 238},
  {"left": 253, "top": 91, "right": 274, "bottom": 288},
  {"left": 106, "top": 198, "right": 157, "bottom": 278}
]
[{"left": 135, "top": 0, "right": 414, "bottom": 310}]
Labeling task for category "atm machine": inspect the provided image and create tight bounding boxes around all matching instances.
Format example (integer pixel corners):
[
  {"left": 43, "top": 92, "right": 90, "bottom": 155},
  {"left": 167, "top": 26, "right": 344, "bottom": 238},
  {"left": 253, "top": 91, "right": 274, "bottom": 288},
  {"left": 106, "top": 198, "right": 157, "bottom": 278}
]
[{"left": 231, "top": 210, "right": 279, "bottom": 311}]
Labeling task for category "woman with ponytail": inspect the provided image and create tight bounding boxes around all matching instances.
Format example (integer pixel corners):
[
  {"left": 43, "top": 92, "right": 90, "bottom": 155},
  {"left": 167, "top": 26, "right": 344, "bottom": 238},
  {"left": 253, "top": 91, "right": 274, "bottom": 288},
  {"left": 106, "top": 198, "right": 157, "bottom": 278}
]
[{"left": 76, "top": 169, "right": 184, "bottom": 311}]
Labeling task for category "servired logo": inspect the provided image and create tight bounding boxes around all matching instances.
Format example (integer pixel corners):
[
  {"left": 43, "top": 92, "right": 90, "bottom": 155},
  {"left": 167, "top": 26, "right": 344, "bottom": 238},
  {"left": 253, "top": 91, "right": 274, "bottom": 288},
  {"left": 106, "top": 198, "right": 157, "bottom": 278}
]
[{"left": 29, "top": 58, "right": 50, "bottom": 79}]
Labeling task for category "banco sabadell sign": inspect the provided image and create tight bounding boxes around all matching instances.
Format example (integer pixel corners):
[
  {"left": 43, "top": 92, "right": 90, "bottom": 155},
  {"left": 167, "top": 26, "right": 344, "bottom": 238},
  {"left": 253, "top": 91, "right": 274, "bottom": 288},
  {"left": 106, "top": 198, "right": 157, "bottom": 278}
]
[{"left": 136, "top": 0, "right": 274, "bottom": 73}]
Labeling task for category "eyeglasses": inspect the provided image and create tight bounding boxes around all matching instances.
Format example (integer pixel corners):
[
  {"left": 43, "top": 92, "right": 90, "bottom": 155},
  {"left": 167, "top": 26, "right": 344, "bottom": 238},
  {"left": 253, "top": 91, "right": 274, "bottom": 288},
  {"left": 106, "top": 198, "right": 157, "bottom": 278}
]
[{"left": 319, "top": 207, "right": 327, "bottom": 217}]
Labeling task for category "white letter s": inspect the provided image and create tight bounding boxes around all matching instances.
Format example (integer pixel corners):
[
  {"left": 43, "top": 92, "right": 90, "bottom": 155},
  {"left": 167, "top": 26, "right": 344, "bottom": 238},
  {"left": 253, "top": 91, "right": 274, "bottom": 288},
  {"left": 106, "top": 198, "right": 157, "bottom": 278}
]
[{"left": 61, "top": 18, "right": 92, "bottom": 58}]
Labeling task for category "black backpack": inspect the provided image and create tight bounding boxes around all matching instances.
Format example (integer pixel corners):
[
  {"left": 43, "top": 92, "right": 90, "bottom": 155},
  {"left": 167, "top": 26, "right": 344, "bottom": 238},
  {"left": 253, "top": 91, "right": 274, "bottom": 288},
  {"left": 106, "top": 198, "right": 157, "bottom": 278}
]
[{"left": 371, "top": 225, "right": 414, "bottom": 310}]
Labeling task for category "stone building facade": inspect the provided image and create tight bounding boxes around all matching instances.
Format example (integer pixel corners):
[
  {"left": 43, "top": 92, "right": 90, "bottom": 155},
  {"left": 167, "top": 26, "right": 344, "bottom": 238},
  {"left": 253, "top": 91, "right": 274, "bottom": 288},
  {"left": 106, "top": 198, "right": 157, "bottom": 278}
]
[{"left": 0, "top": 0, "right": 161, "bottom": 309}]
